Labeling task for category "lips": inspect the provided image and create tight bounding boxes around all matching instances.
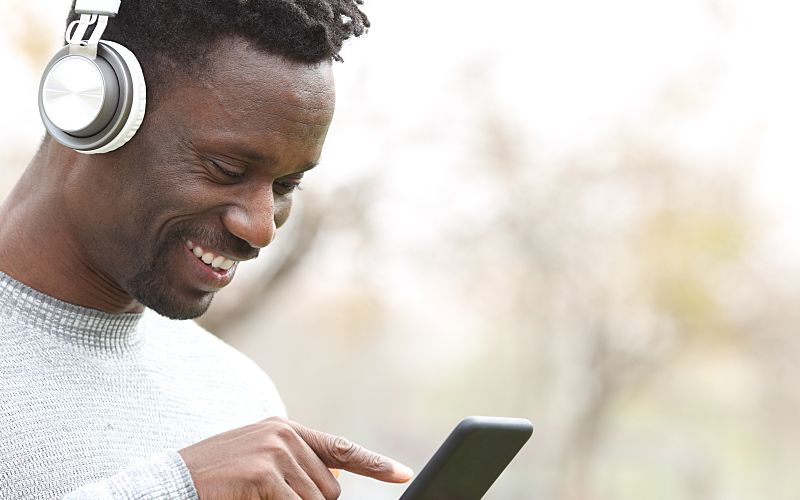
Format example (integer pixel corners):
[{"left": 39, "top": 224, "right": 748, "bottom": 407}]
[
  {"left": 186, "top": 240, "right": 237, "bottom": 270},
  {"left": 179, "top": 239, "right": 241, "bottom": 291}
]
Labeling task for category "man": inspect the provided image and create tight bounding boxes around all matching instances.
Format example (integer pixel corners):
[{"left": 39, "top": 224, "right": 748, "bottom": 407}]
[{"left": 0, "top": 1, "right": 412, "bottom": 498}]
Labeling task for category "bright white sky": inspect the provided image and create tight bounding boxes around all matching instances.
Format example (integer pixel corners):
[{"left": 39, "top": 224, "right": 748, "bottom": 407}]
[{"left": 3, "top": 0, "right": 800, "bottom": 261}]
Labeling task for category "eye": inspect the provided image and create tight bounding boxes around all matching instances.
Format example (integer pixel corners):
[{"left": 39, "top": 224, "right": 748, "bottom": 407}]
[
  {"left": 210, "top": 160, "right": 244, "bottom": 179},
  {"left": 273, "top": 177, "right": 304, "bottom": 195}
]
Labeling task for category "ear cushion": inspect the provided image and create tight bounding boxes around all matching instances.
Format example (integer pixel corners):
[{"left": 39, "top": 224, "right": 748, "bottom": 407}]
[
  {"left": 87, "top": 41, "right": 146, "bottom": 154},
  {"left": 38, "top": 41, "right": 146, "bottom": 154}
]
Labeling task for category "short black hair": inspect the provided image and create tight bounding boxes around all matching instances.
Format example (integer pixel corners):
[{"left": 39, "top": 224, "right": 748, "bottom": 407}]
[{"left": 67, "top": 0, "right": 368, "bottom": 98}]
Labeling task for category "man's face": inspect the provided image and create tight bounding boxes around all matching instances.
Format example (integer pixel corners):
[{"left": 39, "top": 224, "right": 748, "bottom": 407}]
[{"left": 72, "top": 39, "right": 335, "bottom": 319}]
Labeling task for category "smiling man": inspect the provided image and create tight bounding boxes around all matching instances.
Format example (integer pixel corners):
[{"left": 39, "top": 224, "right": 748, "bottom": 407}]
[{"left": 0, "top": 1, "right": 411, "bottom": 499}]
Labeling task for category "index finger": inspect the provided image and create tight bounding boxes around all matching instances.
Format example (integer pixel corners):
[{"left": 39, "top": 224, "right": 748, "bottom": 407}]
[{"left": 288, "top": 421, "right": 414, "bottom": 483}]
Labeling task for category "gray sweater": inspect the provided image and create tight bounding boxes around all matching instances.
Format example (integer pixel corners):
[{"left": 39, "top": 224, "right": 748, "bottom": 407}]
[{"left": 0, "top": 272, "right": 286, "bottom": 499}]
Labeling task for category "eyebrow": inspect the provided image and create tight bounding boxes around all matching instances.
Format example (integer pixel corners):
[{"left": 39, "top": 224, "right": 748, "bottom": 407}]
[
  {"left": 222, "top": 146, "right": 319, "bottom": 174},
  {"left": 226, "top": 147, "right": 269, "bottom": 163},
  {"left": 297, "top": 162, "right": 319, "bottom": 173}
]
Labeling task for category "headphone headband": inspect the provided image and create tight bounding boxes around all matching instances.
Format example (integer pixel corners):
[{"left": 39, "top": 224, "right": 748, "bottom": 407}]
[
  {"left": 67, "top": 1, "right": 122, "bottom": 58},
  {"left": 74, "top": 0, "right": 121, "bottom": 16}
]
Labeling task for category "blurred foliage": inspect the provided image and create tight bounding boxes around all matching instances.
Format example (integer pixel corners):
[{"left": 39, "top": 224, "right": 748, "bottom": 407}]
[
  {"left": 2, "top": 1, "right": 59, "bottom": 69},
  {"left": 4, "top": 1, "right": 800, "bottom": 499}
]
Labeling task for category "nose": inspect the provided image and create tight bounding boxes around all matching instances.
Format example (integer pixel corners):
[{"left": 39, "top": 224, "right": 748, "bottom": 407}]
[{"left": 221, "top": 185, "right": 278, "bottom": 249}]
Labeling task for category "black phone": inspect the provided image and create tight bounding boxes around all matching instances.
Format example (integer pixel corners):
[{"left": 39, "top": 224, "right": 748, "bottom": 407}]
[{"left": 398, "top": 416, "right": 534, "bottom": 500}]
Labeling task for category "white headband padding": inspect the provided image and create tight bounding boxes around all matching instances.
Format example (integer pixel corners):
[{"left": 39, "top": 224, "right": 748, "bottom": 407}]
[{"left": 75, "top": 0, "right": 121, "bottom": 16}]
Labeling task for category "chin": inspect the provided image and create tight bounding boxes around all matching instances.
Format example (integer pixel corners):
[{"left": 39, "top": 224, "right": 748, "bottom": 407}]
[
  {"left": 127, "top": 267, "right": 215, "bottom": 320},
  {"left": 144, "top": 293, "right": 214, "bottom": 320}
]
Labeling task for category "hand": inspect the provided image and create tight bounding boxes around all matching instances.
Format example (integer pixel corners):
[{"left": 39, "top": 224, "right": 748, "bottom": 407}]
[{"left": 179, "top": 416, "right": 413, "bottom": 499}]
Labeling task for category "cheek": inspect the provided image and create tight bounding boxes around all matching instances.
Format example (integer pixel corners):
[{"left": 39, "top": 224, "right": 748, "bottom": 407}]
[{"left": 123, "top": 155, "right": 209, "bottom": 217}]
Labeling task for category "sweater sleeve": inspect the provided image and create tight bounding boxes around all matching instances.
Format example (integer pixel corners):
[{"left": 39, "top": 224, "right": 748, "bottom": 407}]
[{"left": 62, "top": 451, "right": 199, "bottom": 500}]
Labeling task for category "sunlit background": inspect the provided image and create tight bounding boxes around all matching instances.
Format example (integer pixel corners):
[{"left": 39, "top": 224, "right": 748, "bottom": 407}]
[{"left": 3, "top": 1, "right": 800, "bottom": 498}]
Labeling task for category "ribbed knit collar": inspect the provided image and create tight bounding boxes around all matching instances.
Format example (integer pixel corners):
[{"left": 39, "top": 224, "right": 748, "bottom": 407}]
[{"left": 0, "top": 271, "right": 145, "bottom": 352}]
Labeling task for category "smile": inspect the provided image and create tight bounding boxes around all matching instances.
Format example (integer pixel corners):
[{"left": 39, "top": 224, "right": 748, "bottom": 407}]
[{"left": 185, "top": 240, "right": 238, "bottom": 271}]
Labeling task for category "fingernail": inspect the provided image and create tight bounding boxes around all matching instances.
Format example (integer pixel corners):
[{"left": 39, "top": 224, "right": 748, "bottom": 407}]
[{"left": 393, "top": 463, "right": 414, "bottom": 479}]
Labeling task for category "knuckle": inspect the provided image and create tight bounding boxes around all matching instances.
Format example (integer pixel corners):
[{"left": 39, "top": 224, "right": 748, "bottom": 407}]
[
  {"left": 255, "top": 434, "right": 291, "bottom": 459},
  {"left": 262, "top": 418, "right": 295, "bottom": 441},
  {"left": 274, "top": 443, "right": 293, "bottom": 461},
  {"left": 364, "top": 454, "right": 389, "bottom": 474},
  {"left": 241, "top": 464, "right": 262, "bottom": 484},
  {"left": 246, "top": 460, "right": 272, "bottom": 486},
  {"left": 254, "top": 472, "right": 271, "bottom": 490},
  {"left": 329, "top": 437, "right": 358, "bottom": 463},
  {"left": 275, "top": 422, "right": 296, "bottom": 440},
  {"left": 254, "top": 469, "right": 282, "bottom": 497}
]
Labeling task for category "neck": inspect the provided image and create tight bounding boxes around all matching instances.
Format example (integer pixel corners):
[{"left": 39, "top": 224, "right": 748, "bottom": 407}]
[{"left": 0, "top": 140, "right": 143, "bottom": 314}]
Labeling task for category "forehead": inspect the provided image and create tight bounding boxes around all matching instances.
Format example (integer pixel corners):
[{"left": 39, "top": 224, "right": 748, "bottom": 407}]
[{"left": 156, "top": 38, "right": 336, "bottom": 159}]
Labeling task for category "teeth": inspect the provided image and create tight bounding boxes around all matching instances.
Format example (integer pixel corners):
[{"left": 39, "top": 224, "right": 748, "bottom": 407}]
[{"left": 188, "top": 240, "right": 237, "bottom": 270}]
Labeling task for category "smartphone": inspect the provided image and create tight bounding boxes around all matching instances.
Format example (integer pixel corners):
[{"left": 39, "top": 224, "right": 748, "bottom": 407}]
[{"left": 398, "top": 416, "right": 534, "bottom": 500}]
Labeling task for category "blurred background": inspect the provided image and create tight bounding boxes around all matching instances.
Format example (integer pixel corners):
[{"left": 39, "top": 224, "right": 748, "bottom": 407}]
[{"left": 3, "top": 0, "right": 800, "bottom": 498}]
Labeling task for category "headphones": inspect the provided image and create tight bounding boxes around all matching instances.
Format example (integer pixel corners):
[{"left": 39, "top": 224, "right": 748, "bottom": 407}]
[{"left": 38, "top": 0, "right": 146, "bottom": 154}]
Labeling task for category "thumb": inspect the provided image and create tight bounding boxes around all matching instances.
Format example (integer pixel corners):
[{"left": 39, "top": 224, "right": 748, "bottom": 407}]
[{"left": 288, "top": 421, "right": 413, "bottom": 483}]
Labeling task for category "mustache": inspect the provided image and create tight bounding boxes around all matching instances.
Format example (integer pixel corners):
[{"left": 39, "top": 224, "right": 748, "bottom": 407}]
[{"left": 171, "top": 222, "right": 259, "bottom": 261}]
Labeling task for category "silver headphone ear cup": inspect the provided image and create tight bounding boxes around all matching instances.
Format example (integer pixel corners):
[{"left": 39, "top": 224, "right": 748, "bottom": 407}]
[
  {"left": 40, "top": 54, "right": 120, "bottom": 137},
  {"left": 38, "top": 41, "right": 146, "bottom": 154}
]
